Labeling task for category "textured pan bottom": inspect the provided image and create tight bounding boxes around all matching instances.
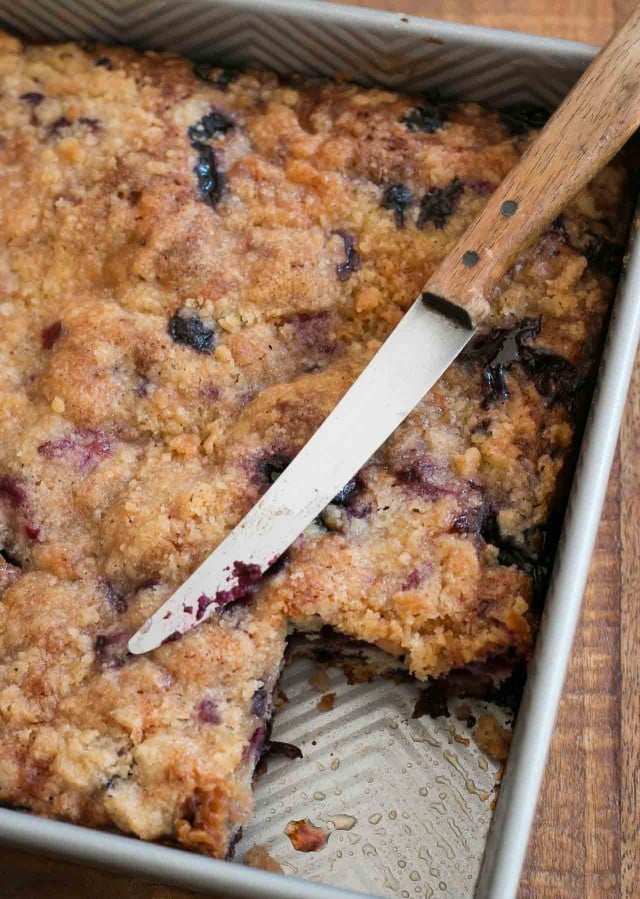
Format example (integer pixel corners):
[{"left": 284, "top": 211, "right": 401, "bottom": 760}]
[{"left": 238, "top": 656, "right": 512, "bottom": 898}]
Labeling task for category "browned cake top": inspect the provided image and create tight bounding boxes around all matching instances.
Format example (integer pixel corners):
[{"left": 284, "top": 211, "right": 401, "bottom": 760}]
[{"left": 0, "top": 29, "right": 630, "bottom": 855}]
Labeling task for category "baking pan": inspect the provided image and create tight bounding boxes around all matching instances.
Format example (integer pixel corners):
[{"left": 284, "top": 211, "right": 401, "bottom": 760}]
[{"left": 0, "top": 2, "right": 638, "bottom": 898}]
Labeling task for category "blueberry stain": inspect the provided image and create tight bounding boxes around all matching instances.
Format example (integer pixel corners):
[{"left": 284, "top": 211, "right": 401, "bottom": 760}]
[
  {"left": 402, "top": 104, "right": 446, "bottom": 133},
  {"left": 381, "top": 183, "right": 413, "bottom": 228},
  {"left": 332, "top": 229, "right": 360, "bottom": 281},
  {"left": 417, "top": 179, "right": 463, "bottom": 229}
]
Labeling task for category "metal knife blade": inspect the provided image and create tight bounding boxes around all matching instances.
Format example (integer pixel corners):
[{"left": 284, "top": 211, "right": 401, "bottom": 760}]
[{"left": 128, "top": 294, "right": 474, "bottom": 654}]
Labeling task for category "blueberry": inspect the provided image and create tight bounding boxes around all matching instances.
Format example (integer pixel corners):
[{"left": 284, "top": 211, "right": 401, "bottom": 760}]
[
  {"left": 187, "top": 109, "right": 234, "bottom": 144},
  {"left": 332, "top": 229, "right": 360, "bottom": 281},
  {"left": 48, "top": 116, "right": 71, "bottom": 137},
  {"left": 401, "top": 104, "right": 446, "bottom": 133},
  {"left": 94, "top": 632, "right": 130, "bottom": 669},
  {"left": 462, "top": 317, "right": 581, "bottom": 409},
  {"left": 20, "top": 92, "right": 44, "bottom": 107},
  {"left": 479, "top": 508, "right": 549, "bottom": 598},
  {"left": 584, "top": 233, "right": 625, "bottom": 280},
  {"left": 252, "top": 684, "right": 268, "bottom": 718},
  {"left": 499, "top": 103, "right": 550, "bottom": 136},
  {"left": 168, "top": 309, "right": 216, "bottom": 353},
  {"left": 197, "top": 698, "right": 221, "bottom": 724},
  {"left": 332, "top": 478, "right": 358, "bottom": 506},
  {"left": 255, "top": 451, "right": 294, "bottom": 486},
  {"left": 412, "top": 681, "right": 450, "bottom": 719},
  {"left": 463, "top": 318, "right": 541, "bottom": 406},
  {"left": 192, "top": 142, "right": 224, "bottom": 207},
  {"left": 381, "top": 183, "right": 413, "bottom": 228},
  {"left": 291, "top": 312, "right": 336, "bottom": 355},
  {"left": 394, "top": 458, "right": 465, "bottom": 500},
  {"left": 417, "top": 179, "right": 463, "bottom": 230},
  {"left": 78, "top": 116, "right": 100, "bottom": 132}
]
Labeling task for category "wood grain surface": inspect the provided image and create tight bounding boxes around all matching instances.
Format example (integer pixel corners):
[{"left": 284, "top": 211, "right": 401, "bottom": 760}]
[{"left": 3, "top": 1, "right": 638, "bottom": 897}]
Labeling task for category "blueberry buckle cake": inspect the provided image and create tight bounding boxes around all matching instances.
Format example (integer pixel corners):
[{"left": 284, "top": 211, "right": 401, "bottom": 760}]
[{"left": 0, "top": 30, "right": 632, "bottom": 859}]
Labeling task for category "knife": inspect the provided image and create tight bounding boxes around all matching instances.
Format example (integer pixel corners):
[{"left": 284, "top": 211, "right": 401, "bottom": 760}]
[{"left": 129, "top": 7, "right": 640, "bottom": 654}]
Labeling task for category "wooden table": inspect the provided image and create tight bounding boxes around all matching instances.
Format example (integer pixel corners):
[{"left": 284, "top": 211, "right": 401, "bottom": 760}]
[{"left": 4, "top": 1, "right": 638, "bottom": 896}]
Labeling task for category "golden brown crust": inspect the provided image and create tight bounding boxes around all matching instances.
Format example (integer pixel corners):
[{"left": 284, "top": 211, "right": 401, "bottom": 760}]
[{"left": 0, "top": 32, "right": 631, "bottom": 855}]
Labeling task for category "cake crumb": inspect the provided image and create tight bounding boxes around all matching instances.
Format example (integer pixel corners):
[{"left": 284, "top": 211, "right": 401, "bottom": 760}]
[
  {"left": 284, "top": 818, "right": 327, "bottom": 852},
  {"left": 317, "top": 692, "right": 336, "bottom": 712},
  {"left": 244, "top": 844, "right": 284, "bottom": 874},
  {"left": 474, "top": 714, "right": 512, "bottom": 761}
]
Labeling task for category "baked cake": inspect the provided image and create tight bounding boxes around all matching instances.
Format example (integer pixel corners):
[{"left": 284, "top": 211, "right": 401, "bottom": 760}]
[{"left": 0, "top": 29, "right": 632, "bottom": 858}]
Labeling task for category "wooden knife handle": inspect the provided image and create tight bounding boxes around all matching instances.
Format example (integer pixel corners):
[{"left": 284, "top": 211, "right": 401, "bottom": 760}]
[{"left": 424, "top": 3, "right": 640, "bottom": 327}]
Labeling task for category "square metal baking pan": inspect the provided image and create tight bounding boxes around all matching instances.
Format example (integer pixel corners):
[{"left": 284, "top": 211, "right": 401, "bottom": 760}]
[{"left": 0, "top": 2, "right": 638, "bottom": 897}]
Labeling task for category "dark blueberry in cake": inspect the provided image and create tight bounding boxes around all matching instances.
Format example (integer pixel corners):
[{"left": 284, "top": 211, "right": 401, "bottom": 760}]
[
  {"left": 317, "top": 477, "right": 363, "bottom": 531},
  {"left": 47, "top": 116, "right": 71, "bottom": 137},
  {"left": 192, "top": 62, "right": 239, "bottom": 88},
  {"left": 412, "top": 680, "right": 450, "bottom": 719},
  {"left": 462, "top": 317, "right": 541, "bottom": 406},
  {"left": 94, "top": 632, "right": 130, "bottom": 669},
  {"left": 0, "top": 546, "right": 22, "bottom": 568},
  {"left": 255, "top": 450, "right": 294, "bottom": 486},
  {"left": 332, "top": 477, "right": 358, "bottom": 506},
  {"left": 192, "top": 142, "right": 224, "bottom": 207},
  {"left": 78, "top": 116, "right": 101, "bottom": 132},
  {"left": 197, "top": 698, "right": 221, "bottom": 724},
  {"left": 243, "top": 725, "right": 266, "bottom": 762},
  {"left": 103, "top": 579, "right": 127, "bottom": 614},
  {"left": 0, "top": 476, "right": 26, "bottom": 508},
  {"left": 381, "top": 183, "right": 413, "bottom": 228},
  {"left": 188, "top": 108, "right": 234, "bottom": 144},
  {"left": 332, "top": 229, "right": 360, "bottom": 281},
  {"left": 41, "top": 321, "right": 63, "bottom": 349},
  {"left": 395, "top": 457, "right": 465, "bottom": 500},
  {"left": 401, "top": 104, "right": 446, "bottom": 133},
  {"left": 452, "top": 500, "right": 494, "bottom": 536},
  {"left": 95, "top": 57, "right": 113, "bottom": 69},
  {"left": 519, "top": 345, "right": 582, "bottom": 410},
  {"left": 20, "top": 92, "right": 44, "bottom": 107},
  {"left": 252, "top": 684, "right": 268, "bottom": 718},
  {"left": 499, "top": 103, "right": 550, "bottom": 136},
  {"left": 292, "top": 312, "right": 336, "bottom": 355},
  {"left": 168, "top": 309, "right": 216, "bottom": 353},
  {"left": 479, "top": 509, "right": 549, "bottom": 597},
  {"left": 417, "top": 179, "right": 463, "bottom": 230},
  {"left": 38, "top": 429, "right": 113, "bottom": 471},
  {"left": 584, "top": 233, "right": 625, "bottom": 280}
]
